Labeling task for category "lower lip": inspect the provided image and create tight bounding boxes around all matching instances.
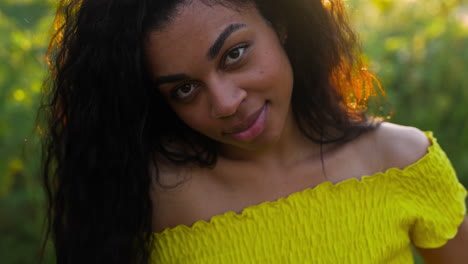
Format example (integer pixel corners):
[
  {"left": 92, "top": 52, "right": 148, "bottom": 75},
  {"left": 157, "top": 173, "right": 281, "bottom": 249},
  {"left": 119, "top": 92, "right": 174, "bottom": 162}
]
[{"left": 228, "top": 104, "right": 267, "bottom": 142}]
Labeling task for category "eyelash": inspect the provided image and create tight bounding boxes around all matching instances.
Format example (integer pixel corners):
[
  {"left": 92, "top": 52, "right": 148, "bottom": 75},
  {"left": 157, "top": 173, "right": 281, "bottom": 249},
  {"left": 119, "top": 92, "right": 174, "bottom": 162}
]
[
  {"left": 221, "top": 43, "right": 250, "bottom": 68},
  {"left": 170, "top": 43, "right": 250, "bottom": 102},
  {"left": 170, "top": 82, "right": 200, "bottom": 101}
]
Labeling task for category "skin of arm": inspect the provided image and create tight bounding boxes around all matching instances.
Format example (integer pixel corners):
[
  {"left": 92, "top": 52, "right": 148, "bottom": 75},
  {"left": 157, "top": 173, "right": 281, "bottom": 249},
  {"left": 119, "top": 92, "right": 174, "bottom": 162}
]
[{"left": 415, "top": 216, "right": 468, "bottom": 264}]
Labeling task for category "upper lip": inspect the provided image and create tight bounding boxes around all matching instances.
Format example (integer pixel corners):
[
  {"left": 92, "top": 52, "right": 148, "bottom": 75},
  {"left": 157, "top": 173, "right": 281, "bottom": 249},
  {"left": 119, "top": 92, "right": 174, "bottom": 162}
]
[{"left": 223, "top": 104, "right": 265, "bottom": 134}]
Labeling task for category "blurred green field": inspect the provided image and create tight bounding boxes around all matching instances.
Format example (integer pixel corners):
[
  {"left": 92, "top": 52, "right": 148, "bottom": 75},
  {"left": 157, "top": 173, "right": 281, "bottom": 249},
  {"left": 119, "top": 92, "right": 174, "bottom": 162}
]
[{"left": 0, "top": 0, "right": 467, "bottom": 263}]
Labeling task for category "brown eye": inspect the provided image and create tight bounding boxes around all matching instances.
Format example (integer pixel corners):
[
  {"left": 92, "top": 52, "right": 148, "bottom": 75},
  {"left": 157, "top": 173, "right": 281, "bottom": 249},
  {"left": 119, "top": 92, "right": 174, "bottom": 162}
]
[
  {"left": 224, "top": 44, "right": 248, "bottom": 66},
  {"left": 180, "top": 84, "right": 192, "bottom": 93},
  {"left": 172, "top": 83, "right": 199, "bottom": 101},
  {"left": 229, "top": 49, "right": 241, "bottom": 59}
]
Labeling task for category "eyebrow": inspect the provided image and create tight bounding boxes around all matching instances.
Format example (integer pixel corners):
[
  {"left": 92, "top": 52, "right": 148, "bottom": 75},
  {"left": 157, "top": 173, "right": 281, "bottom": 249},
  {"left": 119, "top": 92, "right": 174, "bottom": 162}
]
[
  {"left": 155, "top": 73, "right": 191, "bottom": 86},
  {"left": 154, "top": 23, "right": 247, "bottom": 86},
  {"left": 206, "top": 23, "right": 247, "bottom": 60}
]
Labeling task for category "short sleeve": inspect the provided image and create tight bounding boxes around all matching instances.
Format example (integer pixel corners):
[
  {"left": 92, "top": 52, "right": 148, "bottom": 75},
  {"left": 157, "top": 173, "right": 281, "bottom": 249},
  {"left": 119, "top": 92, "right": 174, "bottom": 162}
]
[{"left": 399, "top": 133, "right": 467, "bottom": 249}]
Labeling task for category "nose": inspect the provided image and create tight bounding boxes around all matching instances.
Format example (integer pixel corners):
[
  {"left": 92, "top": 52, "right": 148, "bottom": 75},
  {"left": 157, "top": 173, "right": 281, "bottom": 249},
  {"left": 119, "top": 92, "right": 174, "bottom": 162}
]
[{"left": 208, "top": 77, "right": 247, "bottom": 118}]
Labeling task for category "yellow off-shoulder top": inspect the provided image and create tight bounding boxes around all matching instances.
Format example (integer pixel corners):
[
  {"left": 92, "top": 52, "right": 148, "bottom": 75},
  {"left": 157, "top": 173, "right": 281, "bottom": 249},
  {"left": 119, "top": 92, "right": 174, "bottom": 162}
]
[{"left": 151, "top": 132, "right": 467, "bottom": 263}]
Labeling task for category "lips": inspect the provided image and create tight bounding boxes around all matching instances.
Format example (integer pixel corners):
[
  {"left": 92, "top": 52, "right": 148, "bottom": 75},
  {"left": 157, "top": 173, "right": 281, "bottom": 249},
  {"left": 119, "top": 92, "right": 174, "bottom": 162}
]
[{"left": 223, "top": 103, "right": 267, "bottom": 141}]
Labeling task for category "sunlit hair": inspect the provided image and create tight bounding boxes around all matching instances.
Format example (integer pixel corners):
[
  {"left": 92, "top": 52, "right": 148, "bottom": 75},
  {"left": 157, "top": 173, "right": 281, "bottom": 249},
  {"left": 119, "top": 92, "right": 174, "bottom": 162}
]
[{"left": 40, "top": 0, "right": 386, "bottom": 263}]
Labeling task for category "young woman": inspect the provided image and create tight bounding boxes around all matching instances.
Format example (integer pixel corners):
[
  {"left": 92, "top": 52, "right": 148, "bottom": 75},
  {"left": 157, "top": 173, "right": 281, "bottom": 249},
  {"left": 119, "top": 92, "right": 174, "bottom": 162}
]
[{"left": 41, "top": 0, "right": 467, "bottom": 263}]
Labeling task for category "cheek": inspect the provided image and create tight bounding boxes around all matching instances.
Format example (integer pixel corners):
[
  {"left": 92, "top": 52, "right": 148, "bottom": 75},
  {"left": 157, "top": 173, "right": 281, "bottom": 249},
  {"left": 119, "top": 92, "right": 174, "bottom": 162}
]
[
  {"left": 252, "top": 49, "right": 294, "bottom": 96},
  {"left": 252, "top": 37, "right": 293, "bottom": 81},
  {"left": 173, "top": 107, "right": 214, "bottom": 134}
]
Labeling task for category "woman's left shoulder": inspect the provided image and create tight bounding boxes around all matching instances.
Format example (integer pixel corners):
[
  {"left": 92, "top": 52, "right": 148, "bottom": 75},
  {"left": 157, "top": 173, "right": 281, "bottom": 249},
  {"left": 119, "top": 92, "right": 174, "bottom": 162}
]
[{"left": 366, "top": 122, "right": 431, "bottom": 170}]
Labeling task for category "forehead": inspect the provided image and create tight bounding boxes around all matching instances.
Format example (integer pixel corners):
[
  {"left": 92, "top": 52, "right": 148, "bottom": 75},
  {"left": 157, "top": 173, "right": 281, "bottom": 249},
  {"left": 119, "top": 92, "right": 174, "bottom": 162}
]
[
  {"left": 152, "top": 1, "right": 257, "bottom": 39},
  {"left": 144, "top": 1, "right": 264, "bottom": 75}
]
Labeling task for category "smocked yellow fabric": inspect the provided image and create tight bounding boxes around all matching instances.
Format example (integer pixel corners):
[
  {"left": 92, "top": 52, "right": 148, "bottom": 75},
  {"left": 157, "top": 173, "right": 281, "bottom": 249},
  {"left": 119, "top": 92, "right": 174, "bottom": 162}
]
[{"left": 151, "top": 132, "right": 467, "bottom": 263}]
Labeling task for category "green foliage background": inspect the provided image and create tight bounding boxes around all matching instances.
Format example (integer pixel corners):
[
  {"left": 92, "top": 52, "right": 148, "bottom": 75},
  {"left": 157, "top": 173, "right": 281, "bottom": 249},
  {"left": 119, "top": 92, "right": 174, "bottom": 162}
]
[{"left": 0, "top": 0, "right": 466, "bottom": 263}]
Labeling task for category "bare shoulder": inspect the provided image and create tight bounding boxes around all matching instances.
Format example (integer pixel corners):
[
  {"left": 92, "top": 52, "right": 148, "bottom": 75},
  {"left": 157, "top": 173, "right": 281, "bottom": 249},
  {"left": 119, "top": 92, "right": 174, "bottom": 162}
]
[{"left": 369, "top": 122, "right": 431, "bottom": 169}]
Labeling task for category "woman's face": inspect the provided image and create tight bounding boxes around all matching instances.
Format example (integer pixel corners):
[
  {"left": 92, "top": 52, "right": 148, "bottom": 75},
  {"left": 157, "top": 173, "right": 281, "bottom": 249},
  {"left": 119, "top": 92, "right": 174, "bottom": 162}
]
[{"left": 145, "top": 1, "right": 294, "bottom": 153}]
